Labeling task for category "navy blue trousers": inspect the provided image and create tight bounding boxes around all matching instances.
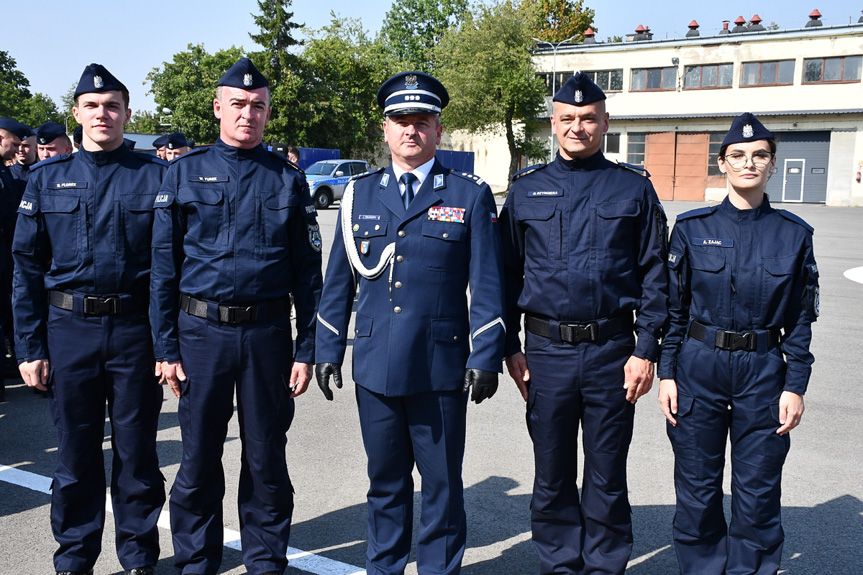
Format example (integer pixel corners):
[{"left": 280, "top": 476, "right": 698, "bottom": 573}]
[
  {"left": 355, "top": 385, "right": 468, "bottom": 575},
  {"left": 46, "top": 305, "right": 164, "bottom": 572},
  {"left": 669, "top": 337, "right": 790, "bottom": 575},
  {"left": 524, "top": 330, "right": 635, "bottom": 575},
  {"left": 170, "top": 311, "right": 296, "bottom": 575}
]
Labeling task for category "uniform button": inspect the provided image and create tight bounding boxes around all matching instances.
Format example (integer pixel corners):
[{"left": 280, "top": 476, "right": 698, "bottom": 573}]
[
  {"left": 394, "top": 281, "right": 402, "bottom": 289},
  {"left": 364, "top": 231, "right": 369, "bottom": 236},
  {"left": 375, "top": 224, "right": 381, "bottom": 230},
  {"left": 396, "top": 255, "right": 404, "bottom": 262},
  {"left": 398, "top": 230, "right": 406, "bottom": 237},
  {"left": 355, "top": 329, "right": 359, "bottom": 334},
  {"left": 394, "top": 306, "right": 402, "bottom": 314},
  {"left": 443, "top": 232, "right": 449, "bottom": 238},
  {"left": 453, "top": 336, "right": 458, "bottom": 341}
]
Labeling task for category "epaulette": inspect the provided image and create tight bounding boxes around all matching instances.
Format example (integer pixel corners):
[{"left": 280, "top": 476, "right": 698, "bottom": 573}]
[
  {"left": 616, "top": 160, "right": 650, "bottom": 177},
  {"left": 353, "top": 166, "right": 384, "bottom": 181},
  {"left": 171, "top": 146, "right": 209, "bottom": 162},
  {"left": 511, "top": 163, "right": 547, "bottom": 181},
  {"left": 132, "top": 151, "right": 169, "bottom": 167},
  {"left": 449, "top": 169, "right": 485, "bottom": 186},
  {"left": 269, "top": 150, "right": 303, "bottom": 174},
  {"left": 28, "top": 154, "right": 69, "bottom": 172},
  {"left": 676, "top": 205, "right": 717, "bottom": 221},
  {"left": 776, "top": 209, "right": 814, "bottom": 234}
]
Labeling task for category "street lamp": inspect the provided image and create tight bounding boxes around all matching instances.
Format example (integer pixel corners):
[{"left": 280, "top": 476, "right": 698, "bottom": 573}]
[{"left": 533, "top": 33, "right": 580, "bottom": 162}]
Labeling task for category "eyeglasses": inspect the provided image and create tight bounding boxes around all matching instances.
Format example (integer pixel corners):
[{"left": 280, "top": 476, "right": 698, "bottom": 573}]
[{"left": 723, "top": 152, "right": 773, "bottom": 170}]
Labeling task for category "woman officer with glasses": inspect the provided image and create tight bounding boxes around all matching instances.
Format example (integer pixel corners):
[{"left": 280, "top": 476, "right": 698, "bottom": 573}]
[{"left": 657, "top": 113, "right": 819, "bottom": 575}]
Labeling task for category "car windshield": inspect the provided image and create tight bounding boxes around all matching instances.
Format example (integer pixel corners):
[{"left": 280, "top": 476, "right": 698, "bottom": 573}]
[{"left": 305, "top": 162, "right": 337, "bottom": 176}]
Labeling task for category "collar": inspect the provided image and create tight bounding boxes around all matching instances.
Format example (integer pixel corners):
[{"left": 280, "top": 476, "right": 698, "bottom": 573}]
[
  {"left": 556, "top": 149, "right": 604, "bottom": 170},
  {"left": 392, "top": 156, "right": 435, "bottom": 187},
  {"left": 77, "top": 142, "right": 131, "bottom": 166},
  {"left": 214, "top": 138, "right": 266, "bottom": 160}
]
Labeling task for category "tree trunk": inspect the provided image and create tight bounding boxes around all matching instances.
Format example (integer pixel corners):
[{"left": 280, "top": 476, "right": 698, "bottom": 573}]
[{"left": 505, "top": 106, "right": 518, "bottom": 192}]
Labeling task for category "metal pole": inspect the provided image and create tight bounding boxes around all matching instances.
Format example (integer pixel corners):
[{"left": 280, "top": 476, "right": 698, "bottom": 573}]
[{"left": 533, "top": 33, "right": 581, "bottom": 163}]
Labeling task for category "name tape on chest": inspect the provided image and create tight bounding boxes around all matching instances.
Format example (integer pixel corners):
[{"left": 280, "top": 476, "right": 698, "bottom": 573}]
[
  {"left": 527, "top": 190, "right": 562, "bottom": 198},
  {"left": 428, "top": 206, "right": 465, "bottom": 223},
  {"left": 693, "top": 238, "right": 734, "bottom": 248},
  {"left": 189, "top": 175, "right": 228, "bottom": 183},
  {"left": 48, "top": 181, "right": 86, "bottom": 189},
  {"left": 358, "top": 214, "right": 381, "bottom": 220}
]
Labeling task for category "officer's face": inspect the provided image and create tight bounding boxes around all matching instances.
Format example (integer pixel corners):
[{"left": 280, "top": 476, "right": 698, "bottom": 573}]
[
  {"left": 156, "top": 147, "right": 166, "bottom": 160},
  {"left": 72, "top": 90, "right": 131, "bottom": 152},
  {"left": 38, "top": 138, "right": 73, "bottom": 161},
  {"left": 383, "top": 114, "right": 442, "bottom": 170},
  {"left": 718, "top": 140, "right": 776, "bottom": 194},
  {"left": 214, "top": 86, "right": 271, "bottom": 149},
  {"left": 16, "top": 136, "right": 37, "bottom": 165},
  {"left": 165, "top": 146, "right": 190, "bottom": 161},
  {"left": 0, "top": 130, "right": 22, "bottom": 162},
  {"left": 552, "top": 101, "right": 609, "bottom": 160}
]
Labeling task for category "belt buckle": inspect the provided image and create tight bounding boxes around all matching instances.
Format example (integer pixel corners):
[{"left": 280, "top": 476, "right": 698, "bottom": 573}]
[
  {"left": 83, "top": 296, "right": 118, "bottom": 315},
  {"left": 720, "top": 330, "right": 755, "bottom": 351},
  {"left": 561, "top": 321, "right": 598, "bottom": 344},
  {"left": 222, "top": 305, "right": 257, "bottom": 324}
]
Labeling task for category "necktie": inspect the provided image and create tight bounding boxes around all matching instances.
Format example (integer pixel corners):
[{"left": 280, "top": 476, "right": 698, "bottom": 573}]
[{"left": 400, "top": 172, "right": 417, "bottom": 210}]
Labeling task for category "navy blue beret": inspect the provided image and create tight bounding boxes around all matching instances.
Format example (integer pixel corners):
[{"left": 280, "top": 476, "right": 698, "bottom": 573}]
[
  {"left": 553, "top": 71, "right": 606, "bottom": 106},
  {"left": 73, "top": 126, "right": 82, "bottom": 145},
  {"left": 721, "top": 113, "right": 774, "bottom": 149},
  {"left": 377, "top": 71, "right": 449, "bottom": 116},
  {"left": 166, "top": 132, "right": 191, "bottom": 149},
  {"left": 152, "top": 134, "right": 168, "bottom": 148},
  {"left": 74, "top": 63, "right": 127, "bottom": 99},
  {"left": 0, "top": 118, "right": 33, "bottom": 139},
  {"left": 35, "top": 122, "right": 66, "bottom": 145},
  {"left": 217, "top": 57, "right": 269, "bottom": 90}
]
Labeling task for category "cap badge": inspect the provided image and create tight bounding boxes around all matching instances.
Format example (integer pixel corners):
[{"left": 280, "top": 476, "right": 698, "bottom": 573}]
[
  {"left": 94, "top": 75, "right": 104, "bottom": 89},
  {"left": 243, "top": 73, "right": 253, "bottom": 87},
  {"left": 574, "top": 89, "right": 583, "bottom": 103},
  {"left": 405, "top": 74, "right": 418, "bottom": 89},
  {"left": 742, "top": 124, "right": 754, "bottom": 138}
]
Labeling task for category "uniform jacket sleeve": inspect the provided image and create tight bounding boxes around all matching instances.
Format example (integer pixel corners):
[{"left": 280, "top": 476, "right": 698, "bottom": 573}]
[
  {"left": 287, "top": 176, "right": 323, "bottom": 364},
  {"left": 497, "top": 189, "right": 525, "bottom": 358},
  {"left": 315, "top": 208, "right": 357, "bottom": 365},
  {"left": 780, "top": 233, "right": 818, "bottom": 394},
  {"left": 657, "top": 224, "right": 689, "bottom": 380},
  {"left": 632, "top": 180, "right": 669, "bottom": 362}
]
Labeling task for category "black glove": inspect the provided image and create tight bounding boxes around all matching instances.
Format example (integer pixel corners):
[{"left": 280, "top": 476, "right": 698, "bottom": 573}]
[
  {"left": 315, "top": 363, "right": 343, "bottom": 401},
  {"left": 463, "top": 368, "right": 498, "bottom": 404}
]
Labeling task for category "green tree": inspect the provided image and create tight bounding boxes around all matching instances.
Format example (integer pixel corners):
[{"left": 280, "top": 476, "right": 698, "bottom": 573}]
[
  {"left": 435, "top": 1, "right": 547, "bottom": 183},
  {"left": 380, "top": 0, "right": 468, "bottom": 72},
  {"left": 60, "top": 84, "right": 81, "bottom": 134},
  {"left": 147, "top": 44, "right": 247, "bottom": 144},
  {"left": 17, "top": 93, "right": 63, "bottom": 127},
  {"left": 0, "top": 50, "right": 33, "bottom": 119},
  {"left": 125, "top": 111, "right": 162, "bottom": 135},
  {"left": 520, "top": 0, "right": 595, "bottom": 43}
]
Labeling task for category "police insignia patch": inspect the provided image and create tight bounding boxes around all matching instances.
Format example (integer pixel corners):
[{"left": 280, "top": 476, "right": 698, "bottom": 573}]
[
  {"left": 94, "top": 75, "right": 103, "bottom": 89},
  {"left": 380, "top": 173, "right": 390, "bottom": 188},
  {"left": 308, "top": 223, "right": 322, "bottom": 252},
  {"left": 405, "top": 74, "right": 418, "bottom": 89},
  {"left": 434, "top": 174, "right": 444, "bottom": 189},
  {"left": 243, "top": 73, "right": 253, "bottom": 87},
  {"left": 360, "top": 240, "right": 370, "bottom": 255},
  {"left": 743, "top": 124, "right": 754, "bottom": 138},
  {"left": 574, "top": 89, "right": 583, "bottom": 103}
]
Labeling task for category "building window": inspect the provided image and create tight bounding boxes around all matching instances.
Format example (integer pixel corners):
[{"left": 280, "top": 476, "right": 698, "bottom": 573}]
[
  {"left": 803, "top": 56, "right": 862, "bottom": 83},
  {"left": 707, "top": 132, "right": 724, "bottom": 176},
  {"left": 684, "top": 64, "right": 733, "bottom": 89},
  {"left": 537, "top": 72, "right": 572, "bottom": 96},
  {"left": 741, "top": 60, "right": 794, "bottom": 86},
  {"left": 631, "top": 67, "right": 676, "bottom": 91},
  {"left": 584, "top": 69, "right": 623, "bottom": 92},
  {"left": 627, "top": 133, "right": 646, "bottom": 165},
  {"left": 603, "top": 133, "right": 621, "bottom": 154}
]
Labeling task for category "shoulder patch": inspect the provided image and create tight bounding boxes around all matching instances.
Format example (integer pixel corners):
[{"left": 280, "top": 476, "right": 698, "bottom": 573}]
[
  {"left": 18, "top": 197, "right": 37, "bottom": 215},
  {"left": 449, "top": 169, "right": 485, "bottom": 186},
  {"left": 776, "top": 209, "right": 814, "bottom": 234},
  {"left": 172, "top": 147, "right": 209, "bottom": 162},
  {"left": 676, "top": 205, "right": 717, "bottom": 221},
  {"left": 511, "top": 163, "right": 547, "bottom": 181},
  {"left": 615, "top": 160, "right": 650, "bottom": 177},
  {"left": 154, "top": 192, "right": 175, "bottom": 208}
]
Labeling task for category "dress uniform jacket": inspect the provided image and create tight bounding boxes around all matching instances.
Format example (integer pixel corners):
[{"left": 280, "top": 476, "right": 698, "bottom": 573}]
[{"left": 315, "top": 160, "right": 505, "bottom": 395}]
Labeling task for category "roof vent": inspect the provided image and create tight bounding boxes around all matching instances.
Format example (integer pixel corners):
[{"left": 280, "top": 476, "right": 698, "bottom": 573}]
[
  {"left": 749, "top": 14, "right": 765, "bottom": 31},
  {"left": 731, "top": 15, "right": 747, "bottom": 33},
  {"left": 583, "top": 27, "right": 597, "bottom": 44},
  {"left": 686, "top": 20, "right": 700, "bottom": 37},
  {"left": 806, "top": 9, "right": 824, "bottom": 27},
  {"left": 719, "top": 20, "right": 730, "bottom": 34}
]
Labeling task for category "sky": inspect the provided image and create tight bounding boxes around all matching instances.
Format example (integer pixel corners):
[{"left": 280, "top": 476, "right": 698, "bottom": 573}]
[{"left": 4, "top": 0, "right": 857, "bottom": 118}]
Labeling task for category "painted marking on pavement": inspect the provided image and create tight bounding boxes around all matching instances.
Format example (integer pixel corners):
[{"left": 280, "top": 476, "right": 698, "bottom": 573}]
[
  {"left": 627, "top": 544, "right": 672, "bottom": 566},
  {"left": 0, "top": 464, "right": 366, "bottom": 575},
  {"left": 844, "top": 266, "right": 863, "bottom": 284}
]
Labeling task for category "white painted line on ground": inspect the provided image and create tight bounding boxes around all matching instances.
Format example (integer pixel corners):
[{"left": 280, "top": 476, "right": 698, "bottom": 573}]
[
  {"left": 1, "top": 464, "right": 366, "bottom": 575},
  {"left": 843, "top": 266, "right": 863, "bottom": 284},
  {"left": 627, "top": 544, "right": 672, "bottom": 567}
]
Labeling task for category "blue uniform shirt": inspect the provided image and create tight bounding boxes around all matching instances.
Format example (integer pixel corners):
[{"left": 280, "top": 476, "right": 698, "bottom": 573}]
[
  {"left": 658, "top": 196, "right": 818, "bottom": 394},
  {"left": 499, "top": 151, "right": 669, "bottom": 360},
  {"left": 12, "top": 145, "right": 168, "bottom": 362},
  {"left": 150, "top": 139, "right": 322, "bottom": 363}
]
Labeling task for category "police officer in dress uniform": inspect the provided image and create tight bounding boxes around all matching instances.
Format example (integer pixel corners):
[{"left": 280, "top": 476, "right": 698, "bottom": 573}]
[
  {"left": 151, "top": 57, "right": 322, "bottom": 575},
  {"left": 36, "top": 122, "right": 74, "bottom": 161},
  {"left": 658, "top": 114, "right": 819, "bottom": 575},
  {"left": 498, "top": 72, "right": 669, "bottom": 575},
  {"left": 12, "top": 64, "right": 167, "bottom": 575},
  {"left": 315, "top": 71, "right": 506, "bottom": 575}
]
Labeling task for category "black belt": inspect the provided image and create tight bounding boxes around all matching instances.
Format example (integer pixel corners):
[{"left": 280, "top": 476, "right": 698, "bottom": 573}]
[
  {"left": 525, "top": 314, "right": 632, "bottom": 344},
  {"left": 49, "top": 291, "right": 145, "bottom": 315},
  {"left": 688, "top": 320, "right": 781, "bottom": 352},
  {"left": 180, "top": 294, "right": 292, "bottom": 324}
]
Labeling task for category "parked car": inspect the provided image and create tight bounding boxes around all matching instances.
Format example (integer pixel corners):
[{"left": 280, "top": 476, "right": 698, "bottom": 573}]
[{"left": 305, "top": 159, "right": 371, "bottom": 209}]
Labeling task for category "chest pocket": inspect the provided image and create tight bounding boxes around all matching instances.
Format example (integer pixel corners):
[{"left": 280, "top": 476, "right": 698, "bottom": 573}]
[
  {"left": 179, "top": 185, "right": 226, "bottom": 246},
  {"left": 258, "top": 191, "right": 295, "bottom": 247},
  {"left": 41, "top": 194, "right": 85, "bottom": 266},
  {"left": 689, "top": 250, "right": 726, "bottom": 299},
  {"left": 762, "top": 254, "right": 798, "bottom": 309},
  {"left": 596, "top": 200, "right": 639, "bottom": 260},
  {"left": 421, "top": 219, "right": 468, "bottom": 271},
  {"left": 353, "top": 219, "right": 389, "bottom": 260},
  {"left": 519, "top": 203, "right": 560, "bottom": 260},
  {"left": 121, "top": 194, "right": 155, "bottom": 262}
]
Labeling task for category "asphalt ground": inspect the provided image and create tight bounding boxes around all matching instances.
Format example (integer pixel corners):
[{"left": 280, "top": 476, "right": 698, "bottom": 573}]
[{"left": 1, "top": 199, "right": 861, "bottom": 575}]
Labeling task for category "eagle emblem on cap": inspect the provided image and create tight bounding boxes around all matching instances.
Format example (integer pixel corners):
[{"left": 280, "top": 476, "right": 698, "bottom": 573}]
[
  {"left": 243, "top": 73, "right": 253, "bottom": 87},
  {"left": 574, "top": 90, "right": 583, "bottom": 103},
  {"left": 405, "top": 74, "right": 418, "bottom": 89},
  {"left": 94, "top": 75, "right": 104, "bottom": 89},
  {"left": 742, "top": 124, "right": 754, "bottom": 138}
]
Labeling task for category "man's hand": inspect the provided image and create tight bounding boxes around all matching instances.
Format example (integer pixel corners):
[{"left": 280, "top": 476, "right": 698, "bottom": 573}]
[
  {"left": 158, "top": 360, "right": 186, "bottom": 398},
  {"left": 658, "top": 378, "right": 678, "bottom": 426},
  {"left": 463, "top": 368, "right": 498, "bottom": 404},
  {"left": 777, "top": 390, "right": 804, "bottom": 435},
  {"left": 287, "top": 362, "right": 312, "bottom": 398},
  {"left": 315, "top": 363, "right": 343, "bottom": 401},
  {"left": 19, "top": 359, "right": 50, "bottom": 391},
  {"left": 623, "top": 355, "right": 654, "bottom": 404},
  {"left": 504, "top": 352, "right": 530, "bottom": 401}
]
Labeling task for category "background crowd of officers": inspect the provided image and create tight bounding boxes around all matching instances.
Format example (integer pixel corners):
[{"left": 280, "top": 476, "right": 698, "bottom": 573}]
[{"left": 0, "top": 56, "right": 818, "bottom": 575}]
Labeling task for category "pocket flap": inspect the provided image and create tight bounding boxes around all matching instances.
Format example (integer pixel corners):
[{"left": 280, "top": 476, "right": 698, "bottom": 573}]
[
  {"left": 519, "top": 203, "right": 555, "bottom": 221},
  {"left": 431, "top": 318, "right": 468, "bottom": 343},
  {"left": 763, "top": 254, "right": 797, "bottom": 276},
  {"left": 689, "top": 252, "right": 725, "bottom": 272},
  {"left": 422, "top": 220, "right": 467, "bottom": 242},
  {"left": 178, "top": 187, "right": 223, "bottom": 206},
  {"left": 596, "top": 200, "right": 639, "bottom": 219},
  {"left": 263, "top": 192, "right": 296, "bottom": 210},
  {"left": 354, "top": 313, "right": 373, "bottom": 337},
  {"left": 40, "top": 195, "right": 79, "bottom": 213},
  {"left": 353, "top": 220, "right": 388, "bottom": 238}
]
